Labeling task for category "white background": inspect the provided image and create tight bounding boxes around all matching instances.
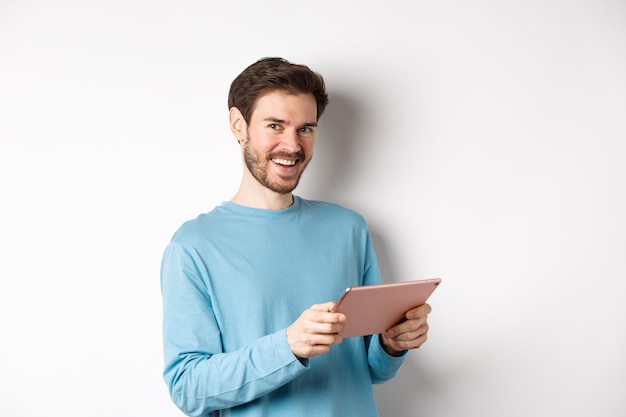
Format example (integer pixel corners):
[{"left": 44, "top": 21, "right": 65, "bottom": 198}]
[{"left": 1, "top": 1, "right": 625, "bottom": 416}]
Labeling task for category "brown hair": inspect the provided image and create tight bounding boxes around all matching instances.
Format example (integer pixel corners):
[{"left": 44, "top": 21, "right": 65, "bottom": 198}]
[{"left": 228, "top": 57, "right": 329, "bottom": 123}]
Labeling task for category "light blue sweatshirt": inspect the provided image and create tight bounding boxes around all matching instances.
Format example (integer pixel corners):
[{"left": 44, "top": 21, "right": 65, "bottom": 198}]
[{"left": 161, "top": 196, "right": 406, "bottom": 416}]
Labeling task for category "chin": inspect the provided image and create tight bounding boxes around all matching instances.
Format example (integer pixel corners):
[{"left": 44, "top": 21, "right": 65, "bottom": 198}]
[
  {"left": 270, "top": 185, "right": 297, "bottom": 194},
  {"left": 268, "top": 179, "right": 300, "bottom": 194}
]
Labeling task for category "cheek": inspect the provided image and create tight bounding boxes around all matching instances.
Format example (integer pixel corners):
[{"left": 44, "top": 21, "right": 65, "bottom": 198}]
[
  {"left": 252, "top": 132, "right": 278, "bottom": 149},
  {"left": 302, "top": 139, "right": 315, "bottom": 155},
  {"left": 246, "top": 137, "right": 272, "bottom": 154}
]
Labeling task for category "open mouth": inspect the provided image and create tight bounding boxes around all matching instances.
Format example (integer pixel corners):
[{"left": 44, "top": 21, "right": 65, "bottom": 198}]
[{"left": 271, "top": 158, "right": 297, "bottom": 167}]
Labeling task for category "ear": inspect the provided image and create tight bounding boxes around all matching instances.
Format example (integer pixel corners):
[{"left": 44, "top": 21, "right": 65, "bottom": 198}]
[{"left": 229, "top": 107, "right": 247, "bottom": 144}]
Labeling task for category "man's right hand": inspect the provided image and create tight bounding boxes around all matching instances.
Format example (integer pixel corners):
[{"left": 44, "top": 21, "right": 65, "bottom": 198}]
[{"left": 286, "top": 302, "right": 346, "bottom": 359}]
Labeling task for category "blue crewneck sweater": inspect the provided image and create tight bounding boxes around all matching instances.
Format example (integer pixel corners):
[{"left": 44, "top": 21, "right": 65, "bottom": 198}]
[{"left": 161, "top": 196, "right": 406, "bottom": 416}]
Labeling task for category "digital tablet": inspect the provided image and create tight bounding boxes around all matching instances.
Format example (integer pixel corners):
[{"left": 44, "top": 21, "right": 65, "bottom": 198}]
[{"left": 331, "top": 278, "right": 441, "bottom": 338}]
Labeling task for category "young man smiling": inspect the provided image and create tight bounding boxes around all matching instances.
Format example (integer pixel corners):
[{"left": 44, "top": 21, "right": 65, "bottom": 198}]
[
  {"left": 160, "top": 57, "right": 432, "bottom": 417},
  {"left": 230, "top": 89, "right": 317, "bottom": 207}
]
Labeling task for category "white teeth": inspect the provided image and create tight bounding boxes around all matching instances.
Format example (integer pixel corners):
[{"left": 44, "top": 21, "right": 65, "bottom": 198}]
[{"left": 273, "top": 158, "right": 296, "bottom": 166}]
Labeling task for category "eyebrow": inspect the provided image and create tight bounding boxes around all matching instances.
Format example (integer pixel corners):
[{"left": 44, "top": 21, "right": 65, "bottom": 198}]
[{"left": 263, "top": 117, "right": 317, "bottom": 128}]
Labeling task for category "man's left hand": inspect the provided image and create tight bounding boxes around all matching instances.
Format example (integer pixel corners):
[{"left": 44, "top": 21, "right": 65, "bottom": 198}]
[{"left": 380, "top": 303, "right": 432, "bottom": 356}]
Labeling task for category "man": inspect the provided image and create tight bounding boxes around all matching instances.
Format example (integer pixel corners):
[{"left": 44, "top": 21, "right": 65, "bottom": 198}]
[{"left": 160, "top": 57, "right": 432, "bottom": 417}]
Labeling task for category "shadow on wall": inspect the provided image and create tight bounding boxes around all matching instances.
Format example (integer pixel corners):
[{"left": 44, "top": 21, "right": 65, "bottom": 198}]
[
  {"left": 302, "top": 89, "right": 372, "bottom": 202},
  {"left": 370, "top": 229, "right": 398, "bottom": 284}
]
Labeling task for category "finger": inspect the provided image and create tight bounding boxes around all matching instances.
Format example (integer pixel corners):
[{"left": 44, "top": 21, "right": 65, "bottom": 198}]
[
  {"left": 406, "top": 303, "right": 432, "bottom": 319},
  {"left": 307, "top": 333, "right": 344, "bottom": 346},
  {"left": 293, "top": 334, "right": 344, "bottom": 358},
  {"left": 306, "top": 305, "right": 346, "bottom": 325},
  {"left": 384, "top": 331, "right": 428, "bottom": 351},
  {"left": 302, "top": 319, "right": 346, "bottom": 335},
  {"left": 385, "top": 318, "right": 428, "bottom": 339},
  {"left": 394, "top": 323, "right": 429, "bottom": 343},
  {"left": 297, "top": 331, "right": 344, "bottom": 352}
]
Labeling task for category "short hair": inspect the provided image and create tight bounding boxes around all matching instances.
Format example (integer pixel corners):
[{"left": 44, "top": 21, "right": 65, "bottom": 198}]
[{"left": 228, "top": 57, "right": 329, "bottom": 123}]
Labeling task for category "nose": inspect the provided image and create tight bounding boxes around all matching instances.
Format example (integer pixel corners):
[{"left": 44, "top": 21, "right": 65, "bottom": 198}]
[{"left": 279, "top": 129, "right": 301, "bottom": 152}]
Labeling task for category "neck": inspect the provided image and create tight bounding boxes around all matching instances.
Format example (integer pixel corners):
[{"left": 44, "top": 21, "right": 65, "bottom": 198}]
[{"left": 230, "top": 186, "right": 294, "bottom": 210}]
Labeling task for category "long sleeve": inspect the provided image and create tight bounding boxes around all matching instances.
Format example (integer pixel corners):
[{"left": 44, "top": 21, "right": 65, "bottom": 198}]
[
  {"left": 161, "top": 242, "right": 308, "bottom": 416},
  {"left": 366, "top": 334, "right": 407, "bottom": 383}
]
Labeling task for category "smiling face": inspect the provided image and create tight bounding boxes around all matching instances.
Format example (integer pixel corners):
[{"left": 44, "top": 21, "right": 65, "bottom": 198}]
[{"left": 233, "top": 90, "right": 318, "bottom": 196}]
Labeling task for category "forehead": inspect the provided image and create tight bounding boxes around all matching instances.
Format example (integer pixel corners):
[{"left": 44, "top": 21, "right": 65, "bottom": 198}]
[{"left": 251, "top": 90, "right": 317, "bottom": 123}]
